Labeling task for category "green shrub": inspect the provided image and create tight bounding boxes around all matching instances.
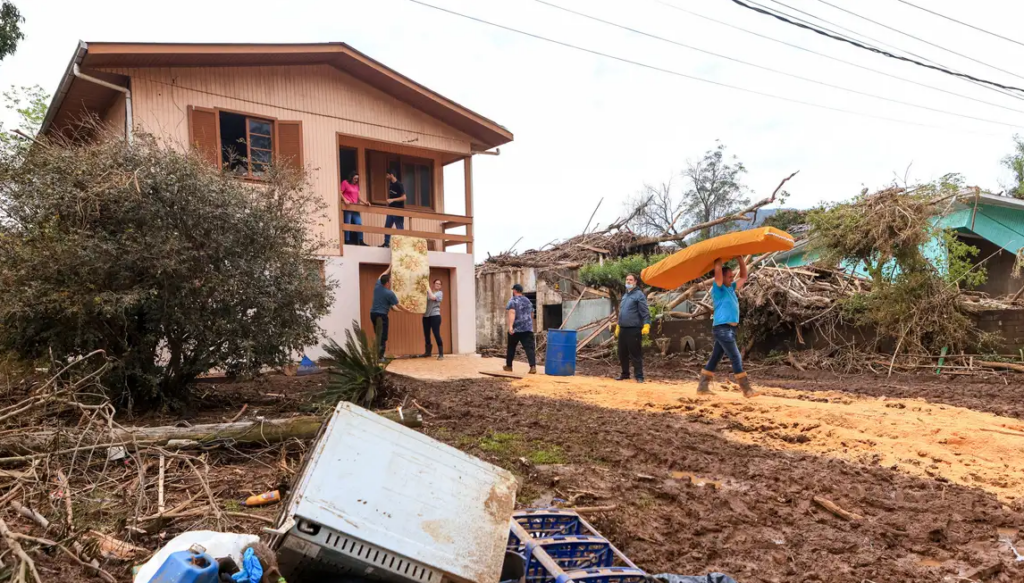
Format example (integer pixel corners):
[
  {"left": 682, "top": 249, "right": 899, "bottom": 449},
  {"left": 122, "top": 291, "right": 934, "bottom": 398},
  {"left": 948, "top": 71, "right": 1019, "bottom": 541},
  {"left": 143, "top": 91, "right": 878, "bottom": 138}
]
[
  {"left": 0, "top": 128, "right": 332, "bottom": 409},
  {"left": 580, "top": 254, "right": 666, "bottom": 298},
  {"left": 321, "top": 320, "right": 393, "bottom": 408}
]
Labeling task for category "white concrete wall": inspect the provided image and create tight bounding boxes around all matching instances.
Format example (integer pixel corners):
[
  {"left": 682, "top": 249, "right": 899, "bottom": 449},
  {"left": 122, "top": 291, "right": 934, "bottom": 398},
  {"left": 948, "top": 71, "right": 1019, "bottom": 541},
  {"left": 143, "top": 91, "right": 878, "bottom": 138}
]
[{"left": 307, "top": 246, "right": 476, "bottom": 359}]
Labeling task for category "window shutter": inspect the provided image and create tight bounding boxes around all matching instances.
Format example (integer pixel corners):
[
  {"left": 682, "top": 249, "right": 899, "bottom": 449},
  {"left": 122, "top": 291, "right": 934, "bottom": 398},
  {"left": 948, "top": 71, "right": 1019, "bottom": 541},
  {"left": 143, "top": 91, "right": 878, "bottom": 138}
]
[
  {"left": 276, "top": 121, "right": 303, "bottom": 170},
  {"left": 188, "top": 106, "right": 220, "bottom": 168}
]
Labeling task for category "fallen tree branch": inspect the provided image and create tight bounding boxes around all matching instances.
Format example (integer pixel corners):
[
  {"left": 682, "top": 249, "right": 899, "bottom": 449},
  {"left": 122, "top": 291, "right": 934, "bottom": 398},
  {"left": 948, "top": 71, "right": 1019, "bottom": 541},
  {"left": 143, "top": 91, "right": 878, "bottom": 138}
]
[
  {"left": 812, "top": 496, "right": 863, "bottom": 521},
  {"left": 0, "top": 518, "right": 42, "bottom": 583}
]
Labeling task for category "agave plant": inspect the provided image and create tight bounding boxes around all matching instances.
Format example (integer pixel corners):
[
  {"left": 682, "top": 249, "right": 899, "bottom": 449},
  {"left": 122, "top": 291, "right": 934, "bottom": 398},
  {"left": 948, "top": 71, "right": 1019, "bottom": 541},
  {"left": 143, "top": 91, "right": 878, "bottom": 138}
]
[{"left": 321, "top": 320, "right": 393, "bottom": 407}]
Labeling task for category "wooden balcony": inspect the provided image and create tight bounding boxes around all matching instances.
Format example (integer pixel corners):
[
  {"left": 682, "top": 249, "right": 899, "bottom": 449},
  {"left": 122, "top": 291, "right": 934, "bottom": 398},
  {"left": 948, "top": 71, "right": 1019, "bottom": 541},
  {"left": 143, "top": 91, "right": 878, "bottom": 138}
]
[{"left": 340, "top": 203, "right": 473, "bottom": 254}]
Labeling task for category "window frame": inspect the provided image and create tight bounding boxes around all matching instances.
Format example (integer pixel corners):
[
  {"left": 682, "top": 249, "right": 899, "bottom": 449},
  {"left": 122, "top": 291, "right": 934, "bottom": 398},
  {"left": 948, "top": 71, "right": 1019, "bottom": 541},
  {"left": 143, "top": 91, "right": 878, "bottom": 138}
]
[
  {"left": 368, "top": 151, "right": 435, "bottom": 211},
  {"left": 217, "top": 108, "right": 278, "bottom": 180}
]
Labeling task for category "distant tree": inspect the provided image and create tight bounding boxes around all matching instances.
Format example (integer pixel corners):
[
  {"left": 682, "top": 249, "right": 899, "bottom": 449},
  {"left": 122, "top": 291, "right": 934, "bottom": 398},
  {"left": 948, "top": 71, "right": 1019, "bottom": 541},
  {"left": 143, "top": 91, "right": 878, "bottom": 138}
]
[
  {"left": 761, "top": 209, "right": 807, "bottom": 233},
  {"left": 0, "top": 84, "right": 48, "bottom": 153},
  {"left": 1001, "top": 134, "right": 1024, "bottom": 199},
  {"left": 621, "top": 141, "right": 751, "bottom": 243},
  {"left": 682, "top": 141, "right": 750, "bottom": 239},
  {"left": 623, "top": 178, "right": 681, "bottom": 239},
  {"left": 0, "top": 2, "right": 23, "bottom": 62}
]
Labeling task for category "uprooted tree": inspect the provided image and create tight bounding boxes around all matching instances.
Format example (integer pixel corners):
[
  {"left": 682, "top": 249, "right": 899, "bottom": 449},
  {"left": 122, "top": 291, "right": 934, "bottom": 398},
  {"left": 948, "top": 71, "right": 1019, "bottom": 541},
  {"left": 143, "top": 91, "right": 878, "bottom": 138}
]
[
  {"left": 802, "top": 175, "right": 988, "bottom": 354},
  {"left": 0, "top": 127, "right": 334, "bottom": 409}
]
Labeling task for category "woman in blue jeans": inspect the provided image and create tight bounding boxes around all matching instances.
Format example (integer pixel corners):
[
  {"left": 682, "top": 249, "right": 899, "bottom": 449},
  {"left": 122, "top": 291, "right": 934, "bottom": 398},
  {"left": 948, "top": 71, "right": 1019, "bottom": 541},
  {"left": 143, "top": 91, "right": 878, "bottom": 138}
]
[{"left": 697, "top": 257, "right": 758, "bottom": 398}]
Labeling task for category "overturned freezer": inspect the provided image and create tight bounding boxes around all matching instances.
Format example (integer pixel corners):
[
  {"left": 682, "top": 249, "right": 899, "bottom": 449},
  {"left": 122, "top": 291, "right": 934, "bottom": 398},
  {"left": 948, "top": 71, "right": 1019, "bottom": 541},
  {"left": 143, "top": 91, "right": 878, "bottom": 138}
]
[{"left": 272, "top": 402, "right": 518, "bottom": 583}]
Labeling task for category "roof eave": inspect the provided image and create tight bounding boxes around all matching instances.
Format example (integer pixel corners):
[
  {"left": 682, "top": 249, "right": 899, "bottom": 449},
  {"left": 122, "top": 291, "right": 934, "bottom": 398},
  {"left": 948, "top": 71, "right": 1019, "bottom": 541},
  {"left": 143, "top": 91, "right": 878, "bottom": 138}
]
[{"left": 39, "top": 40, "right": 89, "bottom": 137}]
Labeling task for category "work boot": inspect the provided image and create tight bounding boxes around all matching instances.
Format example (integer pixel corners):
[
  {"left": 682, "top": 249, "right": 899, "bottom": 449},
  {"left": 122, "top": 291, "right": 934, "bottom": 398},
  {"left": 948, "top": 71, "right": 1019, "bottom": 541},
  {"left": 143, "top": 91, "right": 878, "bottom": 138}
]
[
  {"left": 636, "top": 377, "right": 645, "bottom": 384},
  {"left": 528, "top": 366, "right": 538, "bottom": 374},
  {"left": 503, "top": 365, "right": 513, "bottom": 372},
  {"left": 616, "top": 374, "right": 630, "bottom": 381},
  {"left": 437, "top": 354, "right": 444, "bottom": 361},
  {"left": 696, "top": 370, "right": 714, "bottom": 395},
  {"left": 736, "top": 372, "right": 759, "bottom": 398}
]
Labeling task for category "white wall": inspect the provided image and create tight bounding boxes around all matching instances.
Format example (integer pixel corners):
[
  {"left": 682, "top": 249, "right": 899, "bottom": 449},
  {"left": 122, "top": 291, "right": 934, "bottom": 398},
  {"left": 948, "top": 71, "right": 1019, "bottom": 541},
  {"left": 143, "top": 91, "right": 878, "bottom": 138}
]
[{"left": 307, "top": 246, "right": 476, "bottom": 359}]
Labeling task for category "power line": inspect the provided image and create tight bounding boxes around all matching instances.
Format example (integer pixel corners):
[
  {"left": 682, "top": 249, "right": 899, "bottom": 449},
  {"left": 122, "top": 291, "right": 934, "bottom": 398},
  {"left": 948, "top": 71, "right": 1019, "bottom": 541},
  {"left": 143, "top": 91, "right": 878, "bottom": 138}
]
[
  {"left": 893, "top": 0, "right": 1024, "bottom": 51},
  {"left": 728, "top": 0, "right": 1024, "bottom": 94},
  {"left": 399, "top": 0, "right": 1003, "bottom": 135},
  {"left": 529, "top": 0, "right": 1020, "bottom": 128},
  {"left": 761, "top": 0, "right": 1024, "bottom": 103},
  {"left": 811, "top": 0, "right": 1024, "bottom": 83},
  {"left": 652, "top": 0, "right": 1024, "bottom": 116}
]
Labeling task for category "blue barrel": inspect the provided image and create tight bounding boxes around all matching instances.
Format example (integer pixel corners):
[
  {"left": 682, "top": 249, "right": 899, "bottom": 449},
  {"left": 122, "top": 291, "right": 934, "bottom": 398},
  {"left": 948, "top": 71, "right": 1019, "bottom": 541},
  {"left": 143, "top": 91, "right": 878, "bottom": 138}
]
[
  {"left": 545, "top": 329, "right": 578, "bottom": 376},
  {"left": 150, "top": 549, "right": 219, "bottom": 583}
]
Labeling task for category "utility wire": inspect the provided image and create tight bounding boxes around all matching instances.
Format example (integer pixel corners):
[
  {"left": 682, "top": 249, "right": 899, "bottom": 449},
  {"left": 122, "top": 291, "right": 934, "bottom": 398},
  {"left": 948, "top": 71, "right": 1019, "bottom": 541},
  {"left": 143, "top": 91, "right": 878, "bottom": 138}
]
[
  {"left": 763, "top": 0, "right": 1024, "bottom": 103},
  {"left": 893, "top": 0, "right": 1024, "bottom": 51},
  {"left": 529, "top": 0, "right": 1020, "bottom": 128},
  {"left": 652, "top": 0, "right": 1024, "bottom": 116},
  {"left": 728, "top": 0, "right": 1024, "bottom": 94},
  {"left": 811, "top": 0, "right": 1024, "bottom": 83},
  {"left": 399, "top": 0, "right": 1003, "bottom": 134}
]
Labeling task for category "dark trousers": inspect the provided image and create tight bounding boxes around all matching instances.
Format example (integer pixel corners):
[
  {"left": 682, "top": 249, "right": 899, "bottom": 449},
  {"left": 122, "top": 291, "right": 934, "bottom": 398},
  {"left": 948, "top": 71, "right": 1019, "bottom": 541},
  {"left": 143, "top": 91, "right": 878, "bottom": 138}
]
[
  {"left": 422, "top": 315, "right": 443, "bottom": 356},
  {"left": 506, "top": 331, "right": 536, "bottom": 368},
  {"left": 383, "top": 215, "right": 405, "bottom": 246},
  {"left": 370, "top": 313, "right": 389, "bottom": 358},
  {"left": 343, "top": 210, "right": 363, "bottom": 245},
  {"left": 617, "top": 326, "right": 644, "bottom": 380},
  {"left": 705, "top": 324, "right": 744, "bottom": 374}
]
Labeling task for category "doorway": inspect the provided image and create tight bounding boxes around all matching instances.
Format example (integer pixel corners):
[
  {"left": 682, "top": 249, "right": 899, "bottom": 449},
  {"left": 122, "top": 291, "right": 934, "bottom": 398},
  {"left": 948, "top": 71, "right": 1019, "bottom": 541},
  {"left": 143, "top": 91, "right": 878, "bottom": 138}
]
[{"left": 358, "top": 265, "right": 453, "bottom": 357}]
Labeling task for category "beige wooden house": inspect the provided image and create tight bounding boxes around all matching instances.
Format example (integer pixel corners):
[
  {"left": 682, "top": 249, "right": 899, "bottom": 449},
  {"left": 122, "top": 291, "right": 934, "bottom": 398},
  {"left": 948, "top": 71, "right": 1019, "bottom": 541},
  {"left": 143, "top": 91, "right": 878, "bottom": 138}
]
[{"left": 40, "top": 42, "right": 513, "bottom": 357}]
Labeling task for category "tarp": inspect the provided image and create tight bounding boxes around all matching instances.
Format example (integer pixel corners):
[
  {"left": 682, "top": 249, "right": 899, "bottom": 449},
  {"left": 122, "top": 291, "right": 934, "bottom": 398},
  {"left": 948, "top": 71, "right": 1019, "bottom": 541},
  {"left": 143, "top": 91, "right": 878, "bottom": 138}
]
[
  {"left": 390, "top": 235, "right": 430, "bottom": 314},
  {"left": 641, "top": 227, "right": 795, "bottom": 290}
]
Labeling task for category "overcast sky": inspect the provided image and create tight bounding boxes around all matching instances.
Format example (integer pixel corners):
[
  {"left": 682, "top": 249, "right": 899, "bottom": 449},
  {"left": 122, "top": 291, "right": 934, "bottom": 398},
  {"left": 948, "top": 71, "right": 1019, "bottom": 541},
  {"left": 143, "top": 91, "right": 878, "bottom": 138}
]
[{"left": 2, "top": 0, "right": 1023, "bottom": 258}]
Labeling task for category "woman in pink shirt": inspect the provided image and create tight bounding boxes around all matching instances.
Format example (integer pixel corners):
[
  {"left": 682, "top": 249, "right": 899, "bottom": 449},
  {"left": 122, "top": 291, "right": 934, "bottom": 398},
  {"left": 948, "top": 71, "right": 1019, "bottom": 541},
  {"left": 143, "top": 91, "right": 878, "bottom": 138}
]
[{"left": 341, "top": 171, "right": 366, "bottom": 246}]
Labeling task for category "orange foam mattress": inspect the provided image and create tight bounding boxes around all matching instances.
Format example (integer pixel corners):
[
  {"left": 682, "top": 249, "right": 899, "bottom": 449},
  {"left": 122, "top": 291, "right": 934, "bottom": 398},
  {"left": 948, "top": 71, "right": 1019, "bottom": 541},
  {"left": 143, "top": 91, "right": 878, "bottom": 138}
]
[{"left": 641, "top": 227, "right": 795, "bottom": 290}]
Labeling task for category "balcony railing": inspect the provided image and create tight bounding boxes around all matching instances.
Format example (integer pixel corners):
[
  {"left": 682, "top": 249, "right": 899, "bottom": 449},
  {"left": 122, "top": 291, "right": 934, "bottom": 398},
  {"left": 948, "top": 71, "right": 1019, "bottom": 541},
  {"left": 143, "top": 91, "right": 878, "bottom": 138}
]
[{"left": 340, "top": 203, "right": 473, "bottom": 253}]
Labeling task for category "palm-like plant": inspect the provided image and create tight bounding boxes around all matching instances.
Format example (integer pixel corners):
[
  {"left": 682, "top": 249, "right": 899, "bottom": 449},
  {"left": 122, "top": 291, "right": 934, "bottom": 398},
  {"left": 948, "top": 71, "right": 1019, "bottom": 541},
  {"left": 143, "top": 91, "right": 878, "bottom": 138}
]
[{"left": 321, "top": 320, "right": 393, "bottom": 407}]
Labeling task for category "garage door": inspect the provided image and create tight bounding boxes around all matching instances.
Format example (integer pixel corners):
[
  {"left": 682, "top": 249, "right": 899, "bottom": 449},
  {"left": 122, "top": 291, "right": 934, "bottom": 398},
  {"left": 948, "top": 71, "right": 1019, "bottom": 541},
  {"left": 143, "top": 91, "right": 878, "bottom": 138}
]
[{"left": 359, "top": 265, "right": 453, "bottom": 357}]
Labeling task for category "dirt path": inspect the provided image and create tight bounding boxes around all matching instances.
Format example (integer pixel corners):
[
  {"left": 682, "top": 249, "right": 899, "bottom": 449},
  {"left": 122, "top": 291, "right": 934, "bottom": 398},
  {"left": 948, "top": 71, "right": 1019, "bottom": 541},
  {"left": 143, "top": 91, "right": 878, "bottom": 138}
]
[
  {"left": 410, "top": 376, "right": 1024, "bottom": 583},
  {"left": 513, "top": 375, "right": 1024, "bottom": 504}
]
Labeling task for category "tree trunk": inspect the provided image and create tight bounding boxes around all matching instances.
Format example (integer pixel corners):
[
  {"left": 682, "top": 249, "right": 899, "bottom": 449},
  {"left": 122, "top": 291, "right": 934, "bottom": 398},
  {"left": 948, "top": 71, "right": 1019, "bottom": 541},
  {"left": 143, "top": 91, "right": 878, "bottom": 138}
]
[{"left": 0, "top": 410, "right": 421, "bottom": 457}]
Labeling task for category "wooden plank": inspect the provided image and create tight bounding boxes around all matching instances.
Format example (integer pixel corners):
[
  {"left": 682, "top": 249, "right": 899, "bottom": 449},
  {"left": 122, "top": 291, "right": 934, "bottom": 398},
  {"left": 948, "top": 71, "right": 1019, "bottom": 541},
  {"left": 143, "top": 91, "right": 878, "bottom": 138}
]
[
  {"left": 341, "top": 203, "right": 472, "bottom": 224},
  {"left": 465, "top": 156, "right": 474, "bottom": 255},
  {"left": 343, "top": 224, "right": 472, "bottom": 243}
]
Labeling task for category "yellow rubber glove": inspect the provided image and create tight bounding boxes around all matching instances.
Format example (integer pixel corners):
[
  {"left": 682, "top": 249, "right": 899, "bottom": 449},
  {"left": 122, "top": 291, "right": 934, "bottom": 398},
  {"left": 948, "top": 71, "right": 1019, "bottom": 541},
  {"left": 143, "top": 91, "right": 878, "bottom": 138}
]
[
  {"left": 614, "top": 325, "right": 620, "bottom": 338},
  {"left": 642, "top": 324, "right": 650, "bottom": 335}
]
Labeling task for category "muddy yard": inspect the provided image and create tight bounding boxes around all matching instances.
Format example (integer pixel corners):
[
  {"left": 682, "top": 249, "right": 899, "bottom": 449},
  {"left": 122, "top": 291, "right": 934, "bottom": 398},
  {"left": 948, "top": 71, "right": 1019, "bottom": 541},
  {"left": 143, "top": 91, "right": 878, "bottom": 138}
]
[{"left": 8, "top": 361, "right": 1024, "bottom": 583}]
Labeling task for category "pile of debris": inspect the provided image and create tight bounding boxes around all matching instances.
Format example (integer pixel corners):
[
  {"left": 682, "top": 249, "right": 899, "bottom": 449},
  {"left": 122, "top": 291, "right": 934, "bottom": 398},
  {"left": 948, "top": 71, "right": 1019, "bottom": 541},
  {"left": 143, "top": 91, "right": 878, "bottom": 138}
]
[
  {"left": 478, "top": 231, "right": 650, "bottom": 275},
  {"left": 0, "top": 352, "right": 420, "bottom": 582}
]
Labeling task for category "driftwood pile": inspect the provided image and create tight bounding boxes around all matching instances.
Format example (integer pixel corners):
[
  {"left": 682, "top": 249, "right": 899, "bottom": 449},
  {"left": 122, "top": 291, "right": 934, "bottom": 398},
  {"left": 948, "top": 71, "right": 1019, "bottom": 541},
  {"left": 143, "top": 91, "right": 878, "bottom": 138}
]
[{"left": 0, "top": 352, "right": 420, "bottom": 582}]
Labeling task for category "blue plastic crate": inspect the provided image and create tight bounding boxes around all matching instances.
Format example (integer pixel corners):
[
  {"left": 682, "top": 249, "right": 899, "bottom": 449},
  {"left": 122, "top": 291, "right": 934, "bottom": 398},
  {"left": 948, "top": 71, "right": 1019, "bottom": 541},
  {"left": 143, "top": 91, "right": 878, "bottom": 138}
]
[
  {"left": 508, "top": 509, "right": 595, "bottom": 552},
  {"left": 524, "top": 536, "right": 615, "bottom": 583},
  {"left": 554, "top": 567, "right": 648, "bottom": 583}
]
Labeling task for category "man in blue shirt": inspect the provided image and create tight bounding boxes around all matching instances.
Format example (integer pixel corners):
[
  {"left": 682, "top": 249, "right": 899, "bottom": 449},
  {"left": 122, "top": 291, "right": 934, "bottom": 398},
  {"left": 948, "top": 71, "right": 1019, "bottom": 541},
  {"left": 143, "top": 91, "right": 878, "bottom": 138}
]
[
  {"left": 503, "top": 284, "right": 537, "bottom": 374},
  {"left": 614, "top": 273, "right": 651, "bottom": 383},
  {"left": 369, "top": 266, "right": 408, "bottom": 359},
  {"left": 698, "top": 257, "right": 757, "bottom": 397}
]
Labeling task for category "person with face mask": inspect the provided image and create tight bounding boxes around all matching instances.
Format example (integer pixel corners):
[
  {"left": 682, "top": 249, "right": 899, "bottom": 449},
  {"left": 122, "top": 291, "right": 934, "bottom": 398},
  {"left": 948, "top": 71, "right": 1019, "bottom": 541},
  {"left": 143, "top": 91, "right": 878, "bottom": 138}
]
[
  {"left": 614, "top": 273, "right": 650, "bottom": 383},
  {"left": 697, "top": 257, "right": 757, "bottom": 397}
]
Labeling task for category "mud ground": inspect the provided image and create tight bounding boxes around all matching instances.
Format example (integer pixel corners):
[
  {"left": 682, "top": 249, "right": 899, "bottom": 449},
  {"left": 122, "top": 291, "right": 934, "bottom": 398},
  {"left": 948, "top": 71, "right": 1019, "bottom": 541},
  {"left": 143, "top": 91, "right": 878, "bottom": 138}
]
[{"left": 409, "top": 373, "right": 1024, "bottom": 583}]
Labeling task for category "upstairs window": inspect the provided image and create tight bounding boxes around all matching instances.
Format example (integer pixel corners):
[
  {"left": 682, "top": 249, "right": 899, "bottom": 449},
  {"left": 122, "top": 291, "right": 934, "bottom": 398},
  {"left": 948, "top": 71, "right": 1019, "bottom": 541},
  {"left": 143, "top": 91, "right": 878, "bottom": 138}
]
[{"left": 220, "top": 112, "right": 273, "bottom": 177}]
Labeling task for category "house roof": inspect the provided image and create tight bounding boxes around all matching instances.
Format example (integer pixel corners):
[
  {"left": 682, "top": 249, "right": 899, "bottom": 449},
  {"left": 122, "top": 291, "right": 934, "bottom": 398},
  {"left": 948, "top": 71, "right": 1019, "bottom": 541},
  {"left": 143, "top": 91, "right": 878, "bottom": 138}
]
[{"left": 40, "top": 42, "right": 513, "bottom": 148}]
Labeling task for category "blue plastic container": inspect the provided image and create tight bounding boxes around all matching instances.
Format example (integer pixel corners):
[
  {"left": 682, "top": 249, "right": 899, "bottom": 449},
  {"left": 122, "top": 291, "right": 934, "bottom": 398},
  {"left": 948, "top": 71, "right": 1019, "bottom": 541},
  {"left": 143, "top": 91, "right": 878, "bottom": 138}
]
[
  {"left": 149, "top": 548, "right": 219, "bottom": 583},
  {"left": 545, "top": 329, "right": 577, "bottom": 376}
]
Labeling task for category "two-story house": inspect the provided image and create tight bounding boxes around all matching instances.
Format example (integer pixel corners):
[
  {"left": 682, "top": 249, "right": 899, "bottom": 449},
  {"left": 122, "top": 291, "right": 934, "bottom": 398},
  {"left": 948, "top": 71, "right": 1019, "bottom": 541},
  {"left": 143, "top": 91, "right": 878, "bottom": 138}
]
[{"left": 40, "top": 42, "right": 513, "bottom": 358}]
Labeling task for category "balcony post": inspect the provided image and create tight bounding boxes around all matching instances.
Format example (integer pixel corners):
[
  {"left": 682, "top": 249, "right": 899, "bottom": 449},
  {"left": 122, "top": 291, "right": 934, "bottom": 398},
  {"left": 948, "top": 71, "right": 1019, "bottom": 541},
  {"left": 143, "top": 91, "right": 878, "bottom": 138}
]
[{"left": 464, "top": 156, "right": 474, "bottom": 255}]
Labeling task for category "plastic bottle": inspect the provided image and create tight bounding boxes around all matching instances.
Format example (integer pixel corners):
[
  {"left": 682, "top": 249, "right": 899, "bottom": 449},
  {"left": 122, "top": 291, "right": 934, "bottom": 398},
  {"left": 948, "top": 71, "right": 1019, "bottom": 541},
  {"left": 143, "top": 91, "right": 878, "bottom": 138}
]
[
  {"left": 243, "top": 489, "right": 281, "bottom": 507},
  {"left": 148, "top": 547, "right": 218, "bottom": 583}
]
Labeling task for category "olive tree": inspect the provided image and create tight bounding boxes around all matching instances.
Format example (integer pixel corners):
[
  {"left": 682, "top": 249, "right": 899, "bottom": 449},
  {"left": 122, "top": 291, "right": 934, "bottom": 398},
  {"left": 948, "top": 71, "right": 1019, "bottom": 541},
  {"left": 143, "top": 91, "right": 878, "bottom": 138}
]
[{"left": 0, "top": 128, "right": 334, "bottom": 408}]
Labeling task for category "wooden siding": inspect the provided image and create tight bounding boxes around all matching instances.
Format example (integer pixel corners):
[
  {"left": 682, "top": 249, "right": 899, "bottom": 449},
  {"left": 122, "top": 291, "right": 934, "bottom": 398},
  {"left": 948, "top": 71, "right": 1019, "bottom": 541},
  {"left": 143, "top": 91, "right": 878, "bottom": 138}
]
[
  {"left": 101, "top": 93, "right": 127, "bottom": 137},
  {"left": 359, "top": 264, "right": 452, "bottom": 357},
  {"left": 100, "top": 64, "right": 474, "bottom": 253}
]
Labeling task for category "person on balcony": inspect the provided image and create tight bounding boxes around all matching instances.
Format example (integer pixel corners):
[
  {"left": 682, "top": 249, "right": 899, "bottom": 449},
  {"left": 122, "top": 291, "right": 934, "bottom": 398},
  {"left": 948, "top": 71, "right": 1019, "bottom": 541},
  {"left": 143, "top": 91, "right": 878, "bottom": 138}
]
[
  {"left": 341, "top": 171, "right": 366, "bottom": 246},
  {"left": 382, "top": 170, "right": 407, "bottom": 247},
  {"left": 422, "top": 278, "right": 444, "bottom": 360}
]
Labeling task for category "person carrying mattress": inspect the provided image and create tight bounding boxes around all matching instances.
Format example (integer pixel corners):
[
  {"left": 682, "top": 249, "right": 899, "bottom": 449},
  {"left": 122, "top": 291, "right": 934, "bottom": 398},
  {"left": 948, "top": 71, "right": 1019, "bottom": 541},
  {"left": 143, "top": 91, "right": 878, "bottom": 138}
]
[{"left": 697, "top": 257, "right": 757, "bottom": 398}]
